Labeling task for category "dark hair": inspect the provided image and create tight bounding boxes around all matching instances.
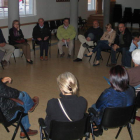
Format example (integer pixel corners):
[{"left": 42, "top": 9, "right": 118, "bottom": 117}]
[
  {"left": 12, "top": 20, "right": 20, "bottom": 28},
  {"left": 118, "top": 22, "right": 126, "bottom": 27},
  {"left": 132, "top": 32, "right": 140, "bottom": 39},
  {"left": 38, "top": 18, "right": 44, "bottom": 22},
  {"left": 109, "top": 65, "right": 129, "bottom": 92},
  {"left": 63, "top": 18, "right": 70, "bottom": 23}
]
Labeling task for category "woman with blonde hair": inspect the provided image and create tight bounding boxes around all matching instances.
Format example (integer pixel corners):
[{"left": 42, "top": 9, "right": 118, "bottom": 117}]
[
  {"left": 45, "top": 72, "right": 87, "bottom": 133},
  {"left": 85, "top": 23, "right": 116, "bottom": 66},
  {"left": 9, "top": 20, "right": 33, "bottom": 64}
]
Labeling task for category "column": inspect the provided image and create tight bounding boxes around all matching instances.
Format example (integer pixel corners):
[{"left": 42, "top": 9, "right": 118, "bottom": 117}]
[
  {"left": 8, "top": 0, "right": 19, "bottom": 29},
  {"left": 96, "top": 0, "right": 103, "bottom": 14},
  {"left": 70, "top": 0, "right": 78, "bottom": 39},
  {"left": 103, "top": 0, "right": 110, "bottom": 30}
]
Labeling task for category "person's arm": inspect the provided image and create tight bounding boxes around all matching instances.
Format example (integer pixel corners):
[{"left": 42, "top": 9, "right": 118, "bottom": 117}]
[
  {"left": 0, "top": 29, "right": 6, "bottom": 43},
  {"left": 124, "top": 32, "right": 132, "bottom": 48},
  {"left": 57, "top": 26, "right": 63, "bottom": 40},
  {"left": 107, "top": 31, "right": 116, "bottom": 44},
  {"left": 33, "top": 26, "right": 40, "bottom": 40},
  {"left": 100, "top": 32, "right": 106, "bottom": 40},
  {"left": 19, "top": 29, "right": 24, "bottom": 39},
  {"left": 9, "top": 28, "right": 20, "bottom": 41},
  {"left": 96, "top": 28, "right": 103, "bottom": 42},
  {"left": 84, "top": 27, "right": 92, "bottom": 38},
  {"left": 69, "top": 26, "right": 76, "bottom": 40},
  {"left": 129, "top": 41, "right": 136, "bottom": 52}
]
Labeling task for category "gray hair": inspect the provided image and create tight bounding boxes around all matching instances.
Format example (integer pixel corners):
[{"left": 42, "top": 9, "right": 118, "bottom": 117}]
[
  {"left": 57, "top": 72, "right": 78, "bottom": 95},
  {"left": 132, "top": 49, "right": 140, "bottom": 65}
]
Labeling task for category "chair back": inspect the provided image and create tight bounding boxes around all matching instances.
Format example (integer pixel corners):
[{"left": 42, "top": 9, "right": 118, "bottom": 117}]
[
  {"left": 56, "top": 20, "right": 62, "bottom": 28},
  {"left": 49, "top": 114, "right": 88, "bottom": 140},
  {"left": 44, "top": 21, "right": 50, "bottom": 28},
  {"left": 135, "top": 91, "right": 140, "bottom": 109},
  {"left": 0, "top": 50, "right": 5, "bottom": 63},
  {"left": 101, "top": 105, "right": 134, "bottom": 129},
  {"left": 50, "top": 21, "right": 57, "bottom": 30}
]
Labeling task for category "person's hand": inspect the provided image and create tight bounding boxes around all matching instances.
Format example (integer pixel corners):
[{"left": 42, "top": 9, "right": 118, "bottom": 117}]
[
  {"left": 44, "top": 36, "right": 49, "bottom": 41},
  {"left": 0, "top": 43, "right": 6, "bottom": 47},
  {"left": 2, "top": 77, "right": 12, "bottom": 84},
  {"left": 113, "top": 44, "right": 119, "bottom": 51},
  {"left": 37, "top": 38, "right": 42, "bottom": 41},
  {"left": 62, "top": 39, "right": 65, "bottom": 42},
  {"left": 133, "top": 40, "right": 138, "bottom": 47},
  {"left": 86, "top": 37, "right": 91, "bottom": 41},
  {"left": 66, "top": 39, "right": 70, "bottom": 42}
]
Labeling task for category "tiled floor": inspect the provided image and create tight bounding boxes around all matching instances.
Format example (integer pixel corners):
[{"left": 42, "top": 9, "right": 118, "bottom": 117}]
[{"left": 0, "top": 37, "right": 140, "bottom": 140}]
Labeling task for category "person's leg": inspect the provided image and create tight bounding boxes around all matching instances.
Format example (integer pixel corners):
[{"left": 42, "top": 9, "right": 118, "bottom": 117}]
[
  {"left": 23, "top": 42, "right": 31, "bottom": 60},
  {"left": 78, "top": 35, "right": 87, "bottom": 44},
  {"left": 77, "top": 44, "right": 86, "bottom": 59},
  {"left": 38, "top": 41, "right": 44, "bottom": 57},
  {"left": 58, "top": 40, "right": 64, "bottom": 55},
  {"left": 121, "top": 47, "right": 129, "bottom": 66},
  {"left": 68, "top": 40, "right": 74, "bottom": 55},
  {"left": 0, "top": 44, "right": 15, "bottom": 62},
  {"left": 124, "top": 50, "right": 132, "bottom": 67},
  {"left": 43, "top": 42, "right": 49, "bottom": 56}
]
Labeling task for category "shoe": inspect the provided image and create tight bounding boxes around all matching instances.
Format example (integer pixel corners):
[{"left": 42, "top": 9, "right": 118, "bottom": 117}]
[
  {"left": 93, "top": 128, "right": 103, "bottom": 137},
  {"left": 107, "top": 63, "right": 116, "bottom": 67},
  {"left": 1, "top": 60, "right": 7, "bottom": 66},
  {"left": 20, "top": 129, "right": 38, "bottom": 138},
  {"left": 84, "top": 54, "right": 92, "bottom": 57},
  {"left": 93, "top": 63, "right": 100, "bottom": 66},
  {"left": 60, "top": 52, "right": 65, "bottom": 57},
  {"left": 45, "top": 56, "right": 48, "bottom": 61},
  {"left": 29, "top": 96, "right": 39, "bottom": 113},
  {"left": 82, "top": 43, "right": 89, "bottom": 48},
  {"left": 40, "top": 56, "right": 44, "bottom": 61},
  {"left": 136, "top": 116, "right": 140, "bottom": 121},
  {"left": 68, "top": 54, "right": 71, "bottom": 58},
  {"left": 26, "top": 60, "right": 33, "bottom": 64},
  {"left": 73, "top": 58, "right": 82, "bottom": 62}
]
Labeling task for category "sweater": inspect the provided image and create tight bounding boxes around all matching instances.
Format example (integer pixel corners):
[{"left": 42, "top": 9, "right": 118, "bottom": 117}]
[
  {"left": 0, "top": 29, "right": 6, "bottom": 43},
  {"left": 57, "top": 25, "right": 76, "bottom": 40}
]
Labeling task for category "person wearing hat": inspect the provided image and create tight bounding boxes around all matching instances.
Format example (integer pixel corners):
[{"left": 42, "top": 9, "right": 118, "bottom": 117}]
[
  {"left": 85, "top": 23, "right": 116, "bottom": 66},
  {"left": 73, "top": 20, "right": 103, "bottom": 62}
]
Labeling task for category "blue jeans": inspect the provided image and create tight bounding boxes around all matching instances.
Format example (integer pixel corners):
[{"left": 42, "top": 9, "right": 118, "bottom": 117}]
[
  {"left": 124, "top": 50, "right": 132, "bottom": 67},
  {"left": 92, "top": 40, "right": 110, "bottom": 60},
  {"left": 10, "top": 91, "right": 34, "bottom": 131}
]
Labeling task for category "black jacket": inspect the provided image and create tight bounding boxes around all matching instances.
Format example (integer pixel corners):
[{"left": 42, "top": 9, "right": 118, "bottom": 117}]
[
  {"left": 32, "top": 24, "right": 51, "bottom": 41},
  {"left": 0, "top": 29, "right": 6, "bottom": 43},
  {"left": 45, "top": 94, "right": 87, "bottom": 133},
  {"left": 84, "top": 26, "right": 103, "bottom": 42},
  {"left": 114, "top": 28, "right": 132, "bottom": 48},
  {"left": 9, "top": 28, "right": 25, "bottom": 45},
  {"left": 0, "top": 79, "right": 23, "bottom": 121}
]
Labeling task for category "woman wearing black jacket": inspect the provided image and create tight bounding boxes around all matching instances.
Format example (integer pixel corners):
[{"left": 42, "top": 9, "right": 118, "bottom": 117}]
[{"left": 9, "top": 20, "right": 33, "bottom": 64}]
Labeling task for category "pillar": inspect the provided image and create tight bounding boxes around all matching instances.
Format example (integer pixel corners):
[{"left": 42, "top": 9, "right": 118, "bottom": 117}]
[
  {"left": 96, "top": 0, "right": 103, "bottom": 14},
  {"left": 8, "top": 0, "right": 19, "bottom": 29},
  {"left": 103, "top": 0, "right": 110, "bottom": 30},
  {"left": 70, "top": 0, "right": 78, "bottom": 39}
]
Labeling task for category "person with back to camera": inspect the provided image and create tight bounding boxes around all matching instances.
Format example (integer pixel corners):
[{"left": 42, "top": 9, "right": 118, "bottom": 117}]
[
  {"left": 9, "top": 20, "right": 33, "bottom": 64},
  {"left": 90, "top": 65, "right": 136, "bottom": 137},
  {"left": 45, "top": 72, "right": 87, "bottom": 133}
]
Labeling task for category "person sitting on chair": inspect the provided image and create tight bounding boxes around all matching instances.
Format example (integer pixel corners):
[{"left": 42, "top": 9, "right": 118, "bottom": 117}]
[
  {"left": 9, "top": 20, "right": 33, "bottom": 64},
  {"left": 91, "top": 65, "right": 135, "bottom": 137},
  {"left": 57, "top": 18, "right": 76, "bottom": 58},
  {"left": 0, "top": 77, "right": 39, "bottom": 138},
  {"left": 84, "top": 23, "right": 116, "bottom": 66},
  {"left": 45, "top": 72, "right": 87, "bottom": 133},
  {"left": 0, "top": 29, "right": 14, "bottom": 66},
  {"left": 73, "top": 20, "right": 103, "bottom": 62},
  {"left": 108, "top": 23, "right": 132, "bottom": 67},
  {"left": 33, "top": 18, "right": 51, "bottom": 61},
  {"left": 124, "top": 32, "right": 140, "bottom": 68}
]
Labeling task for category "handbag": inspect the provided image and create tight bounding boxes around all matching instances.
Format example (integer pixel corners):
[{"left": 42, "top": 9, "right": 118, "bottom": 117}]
[
  {"left": 58, "top": 98, "right": 72, "bottom": 122},
  {"left": 15, "top": 39, "right": 26, "bottom": 44}
]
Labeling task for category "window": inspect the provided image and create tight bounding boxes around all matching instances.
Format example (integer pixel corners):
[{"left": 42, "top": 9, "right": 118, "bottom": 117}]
[
  {"left": 0, "top": 0, "right": 35, "bottom": 18},
  {"left": 88, "top": 0, "right": 96, "bottom": 11}
]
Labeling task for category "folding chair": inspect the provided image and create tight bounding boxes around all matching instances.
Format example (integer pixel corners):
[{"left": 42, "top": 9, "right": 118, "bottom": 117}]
[
  {"left": 0, "top": 107, "right": 30, "bottom": 140},
  {"left": 0, "top": 50, "right": 5, "bottom": 69}
]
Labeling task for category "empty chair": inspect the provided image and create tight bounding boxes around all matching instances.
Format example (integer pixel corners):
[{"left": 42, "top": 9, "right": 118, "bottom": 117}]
[
  {"left": 0, "top": 50, "right": 5, "bottom": 69},
  {"left": 113, "top": 4, "right": 122, "bottom": 22},
  {"left": 50, "top": 21, "right": 57, "bottom": 33},
  {"left": 56, "top": 20, "right": 62, "bottom": 28},
  {"left": 122, "top": 7, "right": 132, "bottom": 23}
]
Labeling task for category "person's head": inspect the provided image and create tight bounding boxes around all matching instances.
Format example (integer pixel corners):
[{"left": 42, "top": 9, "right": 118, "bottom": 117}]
[
  {"left": 12, "top": 20, "right": 20, "bottom": 29},
  {"left": 109, "top": 65, "right": 129, "bottom": 92},
  {"left": 132, "top": 32, "right": 140, "bottom": 42},
  {"left": 118, "top": 23, "right": 126, "bottom": 34},
  {"left": 57, "top": 72, "right": 78, "bottom": 95},
  {"left": 63, "top": 18, "right": 69, "bottom": 27},
  {"left": 38, "top": 18, "right": 44, "bottom": 27},
  {"left": 106, "top": 23, "right": 112, "bottom": 32},
  {"left": 93, "top": 20, "right": 99, "bottom": 28},
  {"left": 132, "top": 49, "right": 140, "bottom": 66}
]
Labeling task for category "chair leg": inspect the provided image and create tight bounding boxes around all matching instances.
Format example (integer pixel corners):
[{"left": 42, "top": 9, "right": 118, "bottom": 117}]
[
  {"left": 127, "top": 123, "right": 133, "bottom": 140},
  {"left": 57, "top": 49, "right": 59, "bottom": 58},
  {"left": 20, "top": 123, "right": 30, "bottom": 140},
  {"left": 13, "top": 53, "right": 16, "bottom": 63},
  {"left": 115, "top": 127, "right": 123, "bottom": 139},
  {"left": 93, "top": 53, "right": 97, "bottom": 64},
  {"left": 1, "top": 62, "right": 4, "bottom": 69},
  {"left": 106, "top": 53, "right": 111, "bottom": 66}
]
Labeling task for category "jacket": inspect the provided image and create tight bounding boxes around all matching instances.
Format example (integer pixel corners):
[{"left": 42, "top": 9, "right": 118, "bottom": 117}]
[
  {"left": 9, "top": 28, "right": 25, "bottom": 45},
  {"left": 114, "top": 28, "right": 132, "bottom": 48},
  {"left": 45, "top": 93, "right": 87, "bottom": 133},
  {"left": 0, "top": 29, "right": 6, "bottom": 43},
  {"left": 57, "top": 25, "right": 76, "bottom": 40},
  {"left": 33, "top": 24, "right": 51, "bottom": 41},
  {"left": 0, "top": 79, "right": 23, "bottom": 121}
]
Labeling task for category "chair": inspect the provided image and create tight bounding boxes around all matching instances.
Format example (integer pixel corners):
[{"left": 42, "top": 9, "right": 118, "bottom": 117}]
[
  {"left": 0, "top": 107, "right": 30, "bottom": 140},
  {"left": 78, "top": 17, "right": 87, "bottom": 32},
  {"left": 88, "top": 105, "right": 134, "bottom": 140},
  {"left": 0, "top": 50, "right": 5, "bottom": 69},
  {"left": 50, "top": 21, "right": 57, "bottom": 34},
  {"left": 113, "top": 4, "right": 122, "bottom": 23},
  {"left": 38, "top": 114, "right": 90, "bottom": 140},
  {"left": 122, "top": 7, "right": 132, "bottom": 24},
  {"left": 56, "top": 20, "right": 62, "bottom": 28}
]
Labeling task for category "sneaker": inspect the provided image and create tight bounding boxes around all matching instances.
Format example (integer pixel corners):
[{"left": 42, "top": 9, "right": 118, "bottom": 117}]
[
  {"left": 73, "top": 58, "right": 82, "bottom": 62},
  {"left": 20, "top": 129, "right": 38, "bottom": 138},
  {"left": 29, "top": 96, "right": 39, "bottom": 113},
  {"left": 40, "top": 56, "right": 44, "bottom": 61}
]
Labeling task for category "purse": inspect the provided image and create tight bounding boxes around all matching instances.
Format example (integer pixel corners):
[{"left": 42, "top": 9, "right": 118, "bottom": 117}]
[
  {"left": 58, "top": 98, "right": 72, "bottom": 122},
  {"left": 15, "top": 39, "right": 26, "bottom": 44}
]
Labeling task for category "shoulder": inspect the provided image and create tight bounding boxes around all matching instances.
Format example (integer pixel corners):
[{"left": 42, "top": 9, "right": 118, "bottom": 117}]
[
  {"left": 58, "top": 25, "right": 63, "bottom": 29},
  {"left": 9, "top": 28, "right": 13, "bottom": 31},
  {"left": 101, "top": 87, "right": 114, "bottom": 97}
]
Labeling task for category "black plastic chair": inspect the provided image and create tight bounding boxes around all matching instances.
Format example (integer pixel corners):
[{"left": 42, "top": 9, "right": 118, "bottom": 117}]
[
  {"left": 56, "top": 20, "right": 62, "bottom": 28},
  {"left": 113, "top": 4, "right": 122, "bottom": 23},
  {"left": 0, "top": 50, "right": 5, "bottom": 69},
  {"left": 89, "top": 105, "right": 134, "bottom": 140},
  {"left": 0, "top": 107, "right": 30, "bottom": 140},
  {"left": 50, "top": 21, "right": 57, "bottom": 34},
  {"left": 38, "top": 114, "right": 90, "bottom": 140},
  {"left": 122, "top": 7, "right": 132, "bottom": 24},
  {"left": 78, "top": 17, "right": 87, "bottom": 32}
]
